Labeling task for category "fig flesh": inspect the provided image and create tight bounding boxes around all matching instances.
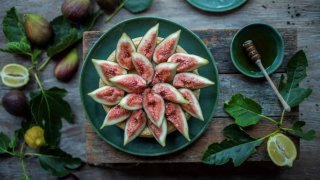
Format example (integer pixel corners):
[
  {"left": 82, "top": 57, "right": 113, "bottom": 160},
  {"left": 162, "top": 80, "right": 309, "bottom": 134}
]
[
  {"left": 153, "top": 30, "right": 181, "bottom": 64},
  {"left": 92, "top": 59, "right": 127, "bottom": 85},
  {"left": 137, "top": 24, "right": 159, "bottom": 60},
  {"left": 165, "top": 102, "right": 190, "bottom": 141},
  {"left": 147, "top": 117, "right": 167, "bottom": 147},
  {"left": 119, "top": 93, "right": 143, "bottom": 110},
  {"left": 152, "top": 83, "right": 189, "bottom": 104},
  {"left": 88, "top": 86, "right": 125, "bottom": 106},
  {"left": 179, "top": 88, "right": 204, "bottom": 121},
  {"left": 124, "top": 109, "right": 147, "bottom": 145},
  {"left": 167, "top": 53, "right": 209, "bottom": 73},
  {"left": 173, "top": 73, "right": 214, "bottom": 89},
  {"left": 143, "top": 89, "right": 165, "bottom": 128},
  {"left": 151, "top": 62, "right": 178, "bottom": 86},
  {"left": 101, "top": 105, "right": 131, "bottom": 128},
  {"left": 116, "top": 33, "right": 136, "bottom": 70},
  {"left": 132, "top": 52, "right": 154, "bottom": 84},
  {"left": 109, "top": 74, "right": 147, "bottom": 93}
]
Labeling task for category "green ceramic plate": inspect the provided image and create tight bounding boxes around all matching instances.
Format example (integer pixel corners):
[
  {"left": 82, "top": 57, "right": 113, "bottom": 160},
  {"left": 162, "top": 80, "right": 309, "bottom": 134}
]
[
  {"left": 80, "top": 17, "right": 219, "bottom": 156},
  {"left": 230, "top": 23, "right": 284, "bottom": 78},
  {"left": 186, "top": 0, "right": 247, "bottom": 12}
]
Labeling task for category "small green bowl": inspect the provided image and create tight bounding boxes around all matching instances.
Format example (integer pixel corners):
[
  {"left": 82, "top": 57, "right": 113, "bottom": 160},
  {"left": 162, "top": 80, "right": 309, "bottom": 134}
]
[{"left": 230, "top": 23, "right": 284, "bottom": 78}]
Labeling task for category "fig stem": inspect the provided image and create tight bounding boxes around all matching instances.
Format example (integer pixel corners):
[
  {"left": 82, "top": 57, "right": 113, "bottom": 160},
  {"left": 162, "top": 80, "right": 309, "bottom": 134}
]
[
  {"left": 258, "top": 114, "right": 279, "bottom": 125},
  {"left": 105, "top": 0, "right": 128, "bottom": 23},
  {"left": 280, "top": 109, "right": 286, "bottom": 125},
  {"left": 19, "top": 142, "right": 28, "bottom": 178},
  {"left": 38, "top": 57, "right": 51, "bottom": 71},
  {"left": 258, "top": 130, "right": 280, "bottom": 141}
]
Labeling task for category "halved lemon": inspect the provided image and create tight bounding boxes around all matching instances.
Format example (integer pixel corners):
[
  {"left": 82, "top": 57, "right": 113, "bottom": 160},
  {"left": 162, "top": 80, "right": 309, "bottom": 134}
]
[
  {"left": 0, "top": 63, "right": 29, "bottom": 88},
  {"left": 267, "top": 133, "right": 297, "bottom": 167}
]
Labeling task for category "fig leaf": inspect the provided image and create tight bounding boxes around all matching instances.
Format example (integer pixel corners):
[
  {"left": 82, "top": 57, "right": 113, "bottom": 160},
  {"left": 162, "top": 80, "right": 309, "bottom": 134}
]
[
  {"left": 278, "top": 50, "right": 312, "bottom": 108},
  {"left": 38, "top": 147, "right": 82, "bottom": 177},
  {"left": 287, "top": 121, "right": 316, "bottom": 140},
  {"left": 224, "top": 93, "right": 263, "bottom": 127},
  {"left": 0, "top": 7, "right": 40, "bottom": 58},
  {"left": 47, "top": 10, "right": 102, "bottom": 58},
  {"left": 30, "top": 87, "right": 72, "bottom": 146},
  {"left": 0, "top": 132, "right": 11, "bottom": 154},
  {"left": 202, "top": 124, "right": 263, "bottom": 167}
]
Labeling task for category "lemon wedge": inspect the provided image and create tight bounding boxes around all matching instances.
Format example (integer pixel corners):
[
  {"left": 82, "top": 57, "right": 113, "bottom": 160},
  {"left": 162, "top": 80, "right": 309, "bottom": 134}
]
[
  {"left": 0, "top": 63, "right": 29, "bottom": 88},
  {"left": 267, "top": 133, "right": 297, "bottom": 167}
]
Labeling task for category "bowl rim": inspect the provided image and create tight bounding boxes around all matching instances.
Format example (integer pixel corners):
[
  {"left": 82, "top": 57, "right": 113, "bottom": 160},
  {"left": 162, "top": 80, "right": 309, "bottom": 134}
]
[
  {"left": 230, "top": 23, "right": 285, "bottom": 78},
  {"left": 186, "top": 0, "right": 247, "bottom": 12},
  {"left": 79, "top": 16, "right": 220, "bottom": 156}
]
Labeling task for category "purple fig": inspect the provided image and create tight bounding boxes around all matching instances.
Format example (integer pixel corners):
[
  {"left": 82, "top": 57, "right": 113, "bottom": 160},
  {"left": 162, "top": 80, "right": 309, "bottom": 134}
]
[
  {"left": 54, "top": 48, "right": 79, "bottom": 82},
  {"left": 96, "top": 0, "right": 120, "bottom": 13},
  {"left": 2, "top": 90, "right": 29, "bottom": 117},
  {"left": 61, "top": 0, "right": 91, "bottom": 22},
  {"left": 24, "top": 13, "right": 52, "bottom": 46}
]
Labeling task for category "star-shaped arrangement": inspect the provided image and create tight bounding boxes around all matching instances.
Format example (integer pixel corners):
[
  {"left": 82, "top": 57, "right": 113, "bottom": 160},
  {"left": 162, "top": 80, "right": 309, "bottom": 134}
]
[{"left": 89, "top": 24, "right": 214, "bottom": 146}]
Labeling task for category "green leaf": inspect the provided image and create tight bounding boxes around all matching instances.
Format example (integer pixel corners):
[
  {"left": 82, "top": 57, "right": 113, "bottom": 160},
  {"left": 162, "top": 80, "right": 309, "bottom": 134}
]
[
  {"left": 38, "top": 148, "right": 82, "bottom": 177},
  {"left": 124, "top": 0, "right": 153, "bottom": 13},
  {"left": 279, "top": 50, "right": 312, "bottom": 107},
  {"left": 202, "top": 124, "right": 263, "bottom": 166},
  {"left": 2, "top": 7, "right": 26, "bottom": 42},
  {"left": 30, "top": 87, "right": 72, "bottom": 146},
  {"left": 1, "top": 7, "right": 34, "bottom": 56},
  {"left": 47, "top": 11, "right": 102, "bottom": 58},
  {"left": 224, "top": 94, "right": 263, "bottom": 127},
  {"left": 0, "top": 132, "right": 11, "bottom": 154},
  {"left": 288, "top": 121, "right": 316, "bottom": 140}
]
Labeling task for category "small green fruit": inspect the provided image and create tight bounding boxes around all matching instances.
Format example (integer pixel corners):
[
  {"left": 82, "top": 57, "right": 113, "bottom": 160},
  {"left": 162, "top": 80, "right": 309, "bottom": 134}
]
[
  {"left": 24, "top": 13, "right": 52, "bottom": 46},
  {"left": 54, "top": 48, "right": 79, "bottom": 82},
  {"left": 24, "top": 126, "right": 46, "bottom": 149},
  {"left": 61, "top": 0, "right": 91, "bottom": 22}
]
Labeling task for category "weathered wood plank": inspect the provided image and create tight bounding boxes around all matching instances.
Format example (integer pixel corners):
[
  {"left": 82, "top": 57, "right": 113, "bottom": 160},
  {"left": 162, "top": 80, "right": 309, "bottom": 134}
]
[
  {"left": 85, "top": 118, "right": 299, "bottom": 164},
  {"left": 83, "top": 29, "right": 298, "bottom": 164}
]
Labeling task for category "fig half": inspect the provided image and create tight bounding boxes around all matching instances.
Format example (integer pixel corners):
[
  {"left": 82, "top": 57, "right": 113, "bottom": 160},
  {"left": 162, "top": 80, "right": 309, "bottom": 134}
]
[
  {"left": 116, "top": 33, "right": 136, "bottom": 70},
  {"left": 168, "top": 53, "right": 209, "bottom": 73},
  {"left": 173, "top": 73, "right": 214, "bottom": 89},
  {"left": 137, "top": 23, "right": 159, "bottom": 60}
]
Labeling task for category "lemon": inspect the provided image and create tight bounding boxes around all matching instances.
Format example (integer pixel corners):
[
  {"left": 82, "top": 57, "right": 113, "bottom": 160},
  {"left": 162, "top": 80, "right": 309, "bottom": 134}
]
[
  {"left": 24, "top": 126, "right": 46, "bottom": 149},
  {"left": 267, "top": 133, "right": 297, "bottom": 167},
  {"left": 0, "top": 63, "right": 29, "bottom": 88}
]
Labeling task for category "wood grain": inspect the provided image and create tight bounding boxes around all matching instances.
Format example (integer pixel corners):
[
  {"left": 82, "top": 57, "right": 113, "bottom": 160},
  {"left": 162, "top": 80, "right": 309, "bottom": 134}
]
[
  {"left": 83, "top": 29, "right": 298, "bottom": 164},
  {"left": 0, "top": 0, "right": 319, "bottom": 179}
]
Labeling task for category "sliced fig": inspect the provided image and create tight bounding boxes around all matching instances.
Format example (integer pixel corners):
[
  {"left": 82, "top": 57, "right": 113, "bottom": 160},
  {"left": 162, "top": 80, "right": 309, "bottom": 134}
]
[
  {"left": 101, "top": 105, "right": 131, "bottom": 128},
  {"left": 88, "top": 86, "right": 125, "bottom": 106},
  {"left": 109, "top": 74, "right": 147, "bottom": 93},
  {"left": 173, "top": 73, "right": 214, "bottom": 89},
  {"left": 92, "top": 59, "right": 127, "bottom": 85},
  {"left": 179, "top": 88, "right": 204, "bottom": 121},
  {"left": 119, "top": 93, "right": 143, "bottom": 110},
  {"left": 153, "top": 30, "right": 181, "bottom": 64},
  {"left": 152, "top": 83, "right": 189, "bottom": 104},
  {"left": 165, "top": 102, "right": 190, "bottom": 141},
  {"left": 132, "top": 52, "right": 154, "bottom": 84},
  {"left": 167, "top": 53, "right": 209, "bottom": 73},
  {"left": 151, "top": 62, "right": 178, "bottom": 86},
  {"left": 147, "top": 117, "right": 167, "bottom": 147},
  {"left": 137, "top": 24, "right": 159, "bottom": 60},
  {"left": 116, "top": 33, "right": 136, "bottom": 70},
  {"left": 124, "top": 109, "right": 147, "bottom": 145},
  {"left": 143, "top": 89, "right": 165, "bottom": 127}
]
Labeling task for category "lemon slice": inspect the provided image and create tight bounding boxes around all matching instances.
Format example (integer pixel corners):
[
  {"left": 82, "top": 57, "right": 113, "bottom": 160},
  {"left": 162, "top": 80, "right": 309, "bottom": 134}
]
[
  {"left": 267, "top": 133, "right": 297, "bottom": 167},
  {"left": 0, "top": 63, "right": 29, "bottom": 88}
]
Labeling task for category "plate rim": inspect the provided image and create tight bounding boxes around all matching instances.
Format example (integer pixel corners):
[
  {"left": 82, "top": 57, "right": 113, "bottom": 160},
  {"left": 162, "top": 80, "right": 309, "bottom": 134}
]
[
  {"left": 186, "top": 0, "right": 247, "bottom": 12},
  {"left": 80, "top": 16, "right": 220, "bottom": 156}
]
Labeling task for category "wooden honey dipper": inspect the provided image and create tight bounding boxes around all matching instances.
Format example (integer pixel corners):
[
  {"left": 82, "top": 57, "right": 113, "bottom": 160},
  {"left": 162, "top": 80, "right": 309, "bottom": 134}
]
[{"left": 243, "top": 40, "right": 291, "bottom": 112}]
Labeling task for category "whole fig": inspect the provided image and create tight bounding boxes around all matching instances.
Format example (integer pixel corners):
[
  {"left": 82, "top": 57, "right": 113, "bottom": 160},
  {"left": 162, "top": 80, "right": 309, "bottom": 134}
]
[
  {"left": 54, "top": 48, "right": 79, "bottom": 82},
  {"left": 2, "top": 90, "right": 29, "bottom": 117},
  {"left": 96, "top": 0, "right": 119, "bottom": 13},
  {"left": 24, "top": 13, "right": 52, "bottom": 46},
  {"left": 61, "top": 0, "right": 91, "bottom": 22}
]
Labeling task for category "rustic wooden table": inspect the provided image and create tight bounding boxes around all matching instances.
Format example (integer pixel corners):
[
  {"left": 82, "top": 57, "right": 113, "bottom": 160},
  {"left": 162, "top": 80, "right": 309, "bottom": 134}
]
[{"left": 0, "top": 0, "right": 319, "bottom": 179}]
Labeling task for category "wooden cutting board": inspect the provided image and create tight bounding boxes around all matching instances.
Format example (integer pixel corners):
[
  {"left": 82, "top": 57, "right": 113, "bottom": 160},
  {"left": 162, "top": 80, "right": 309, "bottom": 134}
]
[{"left": 83, "top": 28, "right": 298, "bottom": 165}]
